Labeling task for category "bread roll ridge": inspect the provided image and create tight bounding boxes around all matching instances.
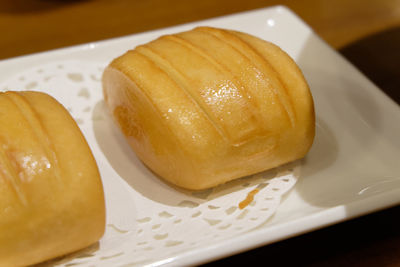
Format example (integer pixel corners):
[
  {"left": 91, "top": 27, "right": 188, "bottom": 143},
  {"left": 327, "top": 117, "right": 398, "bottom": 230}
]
[
  {"left": 198, "top": 26, "right": 297, "bottom": 127},
  {"left": 137, "top": 35, "right": 259, "bottom": 146},
  {"left": 174, "top": 26, "right": 297, "bottom": 141},
  {"left": 0, "top": 91, "right": 62, "bottom": 206},
  {"left": 231, "top": 30, "right": 314, "bottom": 133},
  {"left": 4, "top": 92, "right": 61, "bottom": 180},
  {"left": 0, "top": 136, "right": 27, "bottom": 206},
  {"left": 135, "top": 44, "right": 227, "bottom": 140},
  {"left": 163, "top": 33, "right": 264, "bottom": 145}
]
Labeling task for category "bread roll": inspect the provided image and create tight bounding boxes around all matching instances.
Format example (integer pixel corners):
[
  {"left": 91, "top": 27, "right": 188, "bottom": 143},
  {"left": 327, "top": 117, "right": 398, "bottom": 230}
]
[
  {"left": 0, "top": 91, "right": 105, "bottom": 266},
  {"left": 102, "top": 26, "right": 315, "bottom": 190}
]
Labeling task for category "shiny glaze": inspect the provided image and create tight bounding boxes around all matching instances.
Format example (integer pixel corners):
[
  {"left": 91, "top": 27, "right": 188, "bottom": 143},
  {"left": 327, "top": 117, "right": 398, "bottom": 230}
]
[{"left": 0, "top": 92, "right": 59, "bottom": 206}]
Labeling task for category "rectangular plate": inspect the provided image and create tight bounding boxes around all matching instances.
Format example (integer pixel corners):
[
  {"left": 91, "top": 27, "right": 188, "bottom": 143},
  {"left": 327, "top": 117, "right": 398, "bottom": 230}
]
[{"left": 1, "top": 6, "right": 400, "bottom": 266}]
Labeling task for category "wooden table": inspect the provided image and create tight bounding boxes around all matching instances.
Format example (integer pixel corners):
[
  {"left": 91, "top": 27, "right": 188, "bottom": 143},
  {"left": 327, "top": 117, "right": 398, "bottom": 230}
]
[
  {"left": 1, "top": 0, "right": 400, "bottom": 266},
  {"left": 1, "top": 0, "right": 400, "bottom": 58}
]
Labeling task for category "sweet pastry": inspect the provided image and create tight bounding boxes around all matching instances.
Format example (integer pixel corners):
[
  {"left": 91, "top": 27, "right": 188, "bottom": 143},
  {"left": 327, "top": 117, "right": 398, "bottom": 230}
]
[
  {"left": 102, "top": 26, "right": 315, "bottom": 190},
  {"left": 0, "top": 91, "right": 105, "bottom": 266}
]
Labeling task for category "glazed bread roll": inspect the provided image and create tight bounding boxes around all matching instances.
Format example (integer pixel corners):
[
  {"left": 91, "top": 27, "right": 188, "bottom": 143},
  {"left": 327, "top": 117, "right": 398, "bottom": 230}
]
[
  {"left": 103, "top": 26, "right": 315, "bottom": 190},
  {"left": 0, "top": 91, "right": 105, "bottom": 266}
]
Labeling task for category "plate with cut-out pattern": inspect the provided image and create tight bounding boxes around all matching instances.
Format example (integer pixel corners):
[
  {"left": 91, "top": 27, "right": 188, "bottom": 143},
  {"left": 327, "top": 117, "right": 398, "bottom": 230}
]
[{"left": 1, "top": 5, "right": 400, "bottom": 267}]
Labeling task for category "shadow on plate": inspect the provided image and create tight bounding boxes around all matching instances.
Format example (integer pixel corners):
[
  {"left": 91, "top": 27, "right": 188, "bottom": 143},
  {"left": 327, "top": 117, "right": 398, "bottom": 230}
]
[
  {"left": 294, "top": 33, "right": 400, "bottom": 209},
  {"left": 34, "top": 242, "right": 99, "bottom": 267}
]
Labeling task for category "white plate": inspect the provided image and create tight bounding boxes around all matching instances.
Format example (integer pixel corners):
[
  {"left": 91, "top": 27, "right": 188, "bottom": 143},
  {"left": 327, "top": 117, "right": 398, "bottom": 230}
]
[{"left": 1, "top": 5, "right": 400, "bottom": 267}]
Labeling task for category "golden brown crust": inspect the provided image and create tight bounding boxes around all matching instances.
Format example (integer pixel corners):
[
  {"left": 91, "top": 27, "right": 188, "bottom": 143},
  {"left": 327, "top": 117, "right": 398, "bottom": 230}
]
[
  {"left": 0, "top": 91, "right": 105, "bottom": 266},
  {"left": 103, "top": 26, "right": 315, "bottom": 190}
]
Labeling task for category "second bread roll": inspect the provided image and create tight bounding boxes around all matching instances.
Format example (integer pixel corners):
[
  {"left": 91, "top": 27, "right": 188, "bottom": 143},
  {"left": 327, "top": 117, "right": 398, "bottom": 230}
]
[
  {"left": 103, "top": 26, "right": 315, "bottom": 190},
  {"left": 0, "top": 91, "right": 105, "bottom": 266}
]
